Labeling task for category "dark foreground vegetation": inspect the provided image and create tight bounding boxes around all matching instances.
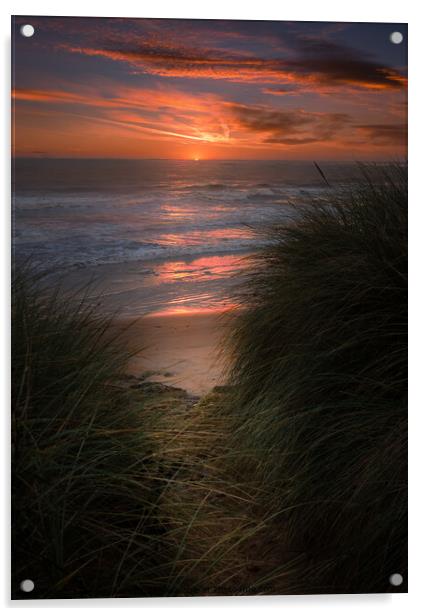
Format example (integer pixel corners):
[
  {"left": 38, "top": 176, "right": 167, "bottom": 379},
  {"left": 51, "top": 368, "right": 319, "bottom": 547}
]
[
  {"left": 12, "top": 164, "right": 407, "bottom": 598},
  {"left": 11, "top": 271, "right": 175, "bottom": 598},
  {"left": 226, "top": 164, "right": 408, "bottom": 592}
]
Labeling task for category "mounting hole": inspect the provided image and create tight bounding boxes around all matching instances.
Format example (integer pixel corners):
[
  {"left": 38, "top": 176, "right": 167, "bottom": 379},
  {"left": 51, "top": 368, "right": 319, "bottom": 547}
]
[
  {"left": 20, "top": 579, "right": 35, "bottom": 592},
  {"left": 20, "top": 24, "right": 35, "bottom": 38},
  {"left": 390, "top": 31, "right": 403, "bottom": 45},
  {"left": 389, "top": 573, "right": 403, "bottom": 587}
]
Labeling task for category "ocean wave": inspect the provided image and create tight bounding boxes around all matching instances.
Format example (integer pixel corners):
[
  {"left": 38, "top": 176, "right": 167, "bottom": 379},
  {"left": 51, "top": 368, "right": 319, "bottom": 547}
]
[
  {"left": 13, "top": 160, "right": 331, "bottom": 273},
  {"left": 13, "top": 235, "right": 265, "bottom": 270}
]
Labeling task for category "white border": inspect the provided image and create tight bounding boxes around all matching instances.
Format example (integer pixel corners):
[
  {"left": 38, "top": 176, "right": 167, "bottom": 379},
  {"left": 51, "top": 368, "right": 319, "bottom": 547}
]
[{"left": 2, "top": 1, "right": 423, "bottom": 614}]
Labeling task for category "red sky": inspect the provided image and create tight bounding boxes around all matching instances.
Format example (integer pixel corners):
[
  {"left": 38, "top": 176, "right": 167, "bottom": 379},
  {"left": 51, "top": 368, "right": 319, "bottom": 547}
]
[{"left": 12, "top": 17, "right": 407, "bottom": 160}]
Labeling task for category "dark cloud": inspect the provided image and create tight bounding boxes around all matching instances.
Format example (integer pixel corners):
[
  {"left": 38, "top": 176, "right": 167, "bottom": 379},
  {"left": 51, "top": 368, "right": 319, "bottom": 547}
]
[
  {"left": 262, "top": 86, "right": 300, "bottom": 96},
  {"left": 355, "top": 123, "right": 407, "bottom": 145},
  {"left": 228, "top": 103, "right": 351, "bottom": 145},
  {"left": 284, "top": 36, "right": 406, "bottom": 89}
]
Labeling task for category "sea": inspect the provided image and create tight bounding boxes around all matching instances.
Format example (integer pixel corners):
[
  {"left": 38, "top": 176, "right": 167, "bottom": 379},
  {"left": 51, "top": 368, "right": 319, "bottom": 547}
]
[{"left": 12, "top": 159, "right": 364, "bottom": 317}]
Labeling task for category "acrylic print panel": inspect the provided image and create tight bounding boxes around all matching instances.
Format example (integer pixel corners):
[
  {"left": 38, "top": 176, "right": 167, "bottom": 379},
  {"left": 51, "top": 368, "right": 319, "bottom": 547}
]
[{"left": 11, "top": 16, "right": 407, "bottom": 599}]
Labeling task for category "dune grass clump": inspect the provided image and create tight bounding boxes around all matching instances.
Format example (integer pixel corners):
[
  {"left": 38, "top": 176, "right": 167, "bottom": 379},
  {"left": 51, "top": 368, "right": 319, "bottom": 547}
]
[
  {"left": 226, "top": 165, "right": 407, "bottom": 593},
  {"left": 11, "top": 269, "right": 173, "bottom": 598}
]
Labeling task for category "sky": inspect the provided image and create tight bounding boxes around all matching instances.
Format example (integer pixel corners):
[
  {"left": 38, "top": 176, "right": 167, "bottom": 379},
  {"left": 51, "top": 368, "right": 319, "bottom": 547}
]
[{"left": 12, "top": 16, "right": 407, "bottom": 160}]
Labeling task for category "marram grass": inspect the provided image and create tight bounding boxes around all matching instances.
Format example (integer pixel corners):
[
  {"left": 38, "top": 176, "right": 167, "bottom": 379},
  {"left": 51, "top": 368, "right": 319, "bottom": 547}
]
[
  {"left": 225, "top": 164, "right": 407, "bottom": 593},
  {"left": 11, "top": 269, "right": 174, "bottom": 598}
]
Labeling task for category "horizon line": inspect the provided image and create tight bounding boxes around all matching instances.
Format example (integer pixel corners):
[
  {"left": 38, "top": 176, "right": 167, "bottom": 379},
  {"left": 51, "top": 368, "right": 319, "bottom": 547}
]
[{"left": 12, "top": 156, "right": 402, "bottom": 163}]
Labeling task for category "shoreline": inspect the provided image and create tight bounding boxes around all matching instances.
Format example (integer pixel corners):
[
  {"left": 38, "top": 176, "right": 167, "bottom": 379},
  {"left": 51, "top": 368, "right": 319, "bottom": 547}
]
[
  {"left": 114, "top": 309, "right": 234, "bottom": 396},
  {"left": 42, "top": 253, "right": 247, "bottom": 320}
]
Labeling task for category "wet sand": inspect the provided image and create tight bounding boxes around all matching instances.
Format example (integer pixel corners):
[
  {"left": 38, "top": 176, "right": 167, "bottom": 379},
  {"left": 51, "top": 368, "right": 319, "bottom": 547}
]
[{"left": 115, "top": 311, "right": 232, "bottom": 396}]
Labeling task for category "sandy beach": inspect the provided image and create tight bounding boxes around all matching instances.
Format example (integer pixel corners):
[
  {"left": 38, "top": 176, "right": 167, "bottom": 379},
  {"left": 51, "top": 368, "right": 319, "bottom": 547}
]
[{"left": 115, "top": 310, "right": 231, "bottom": 395}]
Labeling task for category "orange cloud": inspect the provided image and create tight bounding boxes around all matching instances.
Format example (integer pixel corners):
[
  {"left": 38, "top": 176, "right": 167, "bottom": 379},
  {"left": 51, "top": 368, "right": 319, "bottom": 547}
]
[
  {"left": 12, "top": 85, "right": 219, "bottom": 114},
  {"left": 12, "top": 83, "right": 236, "bottom": 147},
  {"left": 61, "top": 37, "right": 406, "bottom": 91},
  {"left": 12, "top": 46, "right": 407, "bottom": 162},
  {"left": 13, "top": 83, "right": 407, "bottom": 159}
]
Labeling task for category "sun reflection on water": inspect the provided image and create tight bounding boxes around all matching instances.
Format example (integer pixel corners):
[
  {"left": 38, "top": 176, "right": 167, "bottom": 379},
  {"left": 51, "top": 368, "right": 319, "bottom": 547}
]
[{"left": 152, "top": 253, "right": 247, "bottom": 283}]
